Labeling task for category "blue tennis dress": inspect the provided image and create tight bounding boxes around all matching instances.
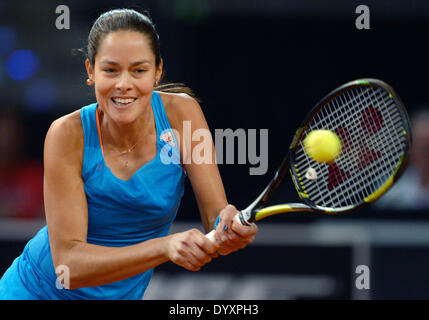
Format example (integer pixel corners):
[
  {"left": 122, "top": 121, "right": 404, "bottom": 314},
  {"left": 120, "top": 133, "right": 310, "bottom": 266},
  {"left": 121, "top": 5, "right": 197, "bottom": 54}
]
[{"left": 0, "top": 91, "right": 186, "bottom": 299}]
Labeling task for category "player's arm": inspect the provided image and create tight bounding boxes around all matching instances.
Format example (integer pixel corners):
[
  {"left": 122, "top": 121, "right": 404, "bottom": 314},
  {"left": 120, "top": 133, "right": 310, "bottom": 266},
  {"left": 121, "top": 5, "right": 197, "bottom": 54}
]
[
  {"left": 44, "top": 114, "right": 217, "bottom": 289},
  {"left": 166, "top": 94, "right": 228, "bottom": 232},
  {"left": 166, "top": 94, "right": 258, "bottom": 254}
]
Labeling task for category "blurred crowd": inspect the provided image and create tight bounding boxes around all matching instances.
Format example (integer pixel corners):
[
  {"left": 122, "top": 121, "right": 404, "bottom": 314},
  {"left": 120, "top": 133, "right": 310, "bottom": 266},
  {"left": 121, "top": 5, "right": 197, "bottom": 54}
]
[
  {"left": 0, "top": 106, "right": 44, "bottom": 219},
  {"left": 375, "top": 107, "right": 429, "bottom": 210}
]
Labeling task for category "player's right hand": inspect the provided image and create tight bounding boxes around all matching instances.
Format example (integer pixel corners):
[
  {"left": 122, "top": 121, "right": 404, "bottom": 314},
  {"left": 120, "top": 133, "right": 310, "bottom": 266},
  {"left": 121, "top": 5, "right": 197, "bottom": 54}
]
[{"left": 167, "top": 229, "right": 218, "bottom": 271}]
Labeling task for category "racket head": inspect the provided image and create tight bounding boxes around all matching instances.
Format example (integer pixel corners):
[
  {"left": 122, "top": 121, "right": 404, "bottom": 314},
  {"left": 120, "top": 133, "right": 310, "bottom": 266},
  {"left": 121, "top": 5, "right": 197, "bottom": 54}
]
[{"left": 288, "top": 78, "right": 412, "bottom": 214}]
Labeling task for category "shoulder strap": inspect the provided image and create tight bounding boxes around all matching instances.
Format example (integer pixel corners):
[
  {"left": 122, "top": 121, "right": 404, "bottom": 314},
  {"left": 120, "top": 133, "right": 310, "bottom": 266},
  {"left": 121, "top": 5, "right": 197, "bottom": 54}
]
[{"left": 80, "top": 103, "right": 104, "bottom": 180}]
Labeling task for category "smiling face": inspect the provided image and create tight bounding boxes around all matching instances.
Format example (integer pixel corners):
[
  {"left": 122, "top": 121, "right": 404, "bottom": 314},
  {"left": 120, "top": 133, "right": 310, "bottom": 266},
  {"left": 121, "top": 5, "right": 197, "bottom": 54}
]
[{"left": 85, "top": 30, "right": 163, "bottom": 125}]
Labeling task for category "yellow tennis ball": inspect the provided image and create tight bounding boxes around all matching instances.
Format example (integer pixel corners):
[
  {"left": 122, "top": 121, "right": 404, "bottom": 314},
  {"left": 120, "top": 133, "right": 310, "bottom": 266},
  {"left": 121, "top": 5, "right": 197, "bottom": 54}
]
[{"left": 303, "top": 130, "right": 342, "bottom": 163}]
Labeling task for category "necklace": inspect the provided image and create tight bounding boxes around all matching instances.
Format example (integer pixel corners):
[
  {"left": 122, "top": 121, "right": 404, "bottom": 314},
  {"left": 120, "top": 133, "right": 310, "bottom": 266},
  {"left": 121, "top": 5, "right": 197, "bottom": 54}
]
[
  {"left": 96, "top": 109, "right": 146, "bottom": 168},
  {"left": 115, "top": 129, "right": 150, "bottom": 168},
  {"left": 118, "top": 138, "right": 143, "bottom": 168}
]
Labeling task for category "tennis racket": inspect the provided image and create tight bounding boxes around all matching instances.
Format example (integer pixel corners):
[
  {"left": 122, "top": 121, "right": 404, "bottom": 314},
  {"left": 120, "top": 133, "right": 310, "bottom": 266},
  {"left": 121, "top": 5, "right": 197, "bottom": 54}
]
[{"left": 206, "top": 78, "right": 412, "bottom": 241}]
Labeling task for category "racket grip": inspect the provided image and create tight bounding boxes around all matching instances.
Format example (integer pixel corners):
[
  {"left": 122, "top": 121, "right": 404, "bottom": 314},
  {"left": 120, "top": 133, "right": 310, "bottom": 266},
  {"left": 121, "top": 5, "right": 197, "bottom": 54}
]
[
  {"left": 205, "top": 213, "right": 247, "bottom": 243},
  {"left": 206, "top": 229, "right": 216, "bottom": 243}
]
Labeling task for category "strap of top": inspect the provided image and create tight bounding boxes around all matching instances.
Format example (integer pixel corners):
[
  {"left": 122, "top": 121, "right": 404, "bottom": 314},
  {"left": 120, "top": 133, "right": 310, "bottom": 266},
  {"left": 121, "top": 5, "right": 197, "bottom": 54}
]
[
  {"left": 152, "top": 91, "right": 183, "bottom": 170},
  {"left": 152, "top": 91, "right": 174, "bottom": 135},
  {"left": 80, "top": 103, "right": 103, "bottom": 181},
  {"left": 80, "top": 103, "right": 99, "bottom": 149}
]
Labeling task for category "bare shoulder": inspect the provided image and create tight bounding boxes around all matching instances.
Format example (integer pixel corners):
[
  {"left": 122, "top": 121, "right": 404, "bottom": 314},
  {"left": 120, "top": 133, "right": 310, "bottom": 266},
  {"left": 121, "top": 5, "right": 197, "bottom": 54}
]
[
  {"left": 45, "top": 109, "right": 84, "bottom": 167},
  {"left": 157, "top": 91, "right": 204, "bottom": 130},
  {"left": 47, "top": 110, "right": 83, "bottom": 145}
]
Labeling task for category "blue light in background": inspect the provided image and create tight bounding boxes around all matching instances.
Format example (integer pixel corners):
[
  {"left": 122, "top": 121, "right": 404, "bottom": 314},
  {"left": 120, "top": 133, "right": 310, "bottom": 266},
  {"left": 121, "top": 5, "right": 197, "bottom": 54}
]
[
  {"left": 0, "top": 27, "right": 16, "bottom": 56},
  {"left": 0, "top": 60, "right": 4, "bottom": 85},
  {"left": 6, "top": 50, "right": 39, "bottom": 81},
  {"left": 26, "top": 79, "right": 56, "bottom": 112}
]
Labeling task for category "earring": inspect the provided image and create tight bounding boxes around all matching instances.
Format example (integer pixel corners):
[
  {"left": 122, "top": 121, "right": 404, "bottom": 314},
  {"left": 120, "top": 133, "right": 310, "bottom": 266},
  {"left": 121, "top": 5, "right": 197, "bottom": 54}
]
[{"left": 86, "top": 78, "right": 93, "bottom": 86}]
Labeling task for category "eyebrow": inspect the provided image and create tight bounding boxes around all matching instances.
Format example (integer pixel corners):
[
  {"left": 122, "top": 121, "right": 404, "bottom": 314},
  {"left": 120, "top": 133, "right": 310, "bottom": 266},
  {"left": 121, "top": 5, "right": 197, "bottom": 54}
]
[{"left": 100, "top": 60, "right": 151, "bottom": 66}]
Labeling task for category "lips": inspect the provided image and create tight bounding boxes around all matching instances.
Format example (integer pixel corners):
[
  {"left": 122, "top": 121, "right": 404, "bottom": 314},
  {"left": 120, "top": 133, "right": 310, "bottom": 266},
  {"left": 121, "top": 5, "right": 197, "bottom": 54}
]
[{"left": 111, "top": 97, "right": 137, "bottom": 108}]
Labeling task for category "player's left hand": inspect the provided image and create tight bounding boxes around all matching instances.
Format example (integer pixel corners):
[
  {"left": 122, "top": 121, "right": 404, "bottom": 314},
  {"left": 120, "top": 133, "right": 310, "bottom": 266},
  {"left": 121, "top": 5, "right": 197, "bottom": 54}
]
[{"left": 213, "top": 204, "right": 258, "bottom": 256}]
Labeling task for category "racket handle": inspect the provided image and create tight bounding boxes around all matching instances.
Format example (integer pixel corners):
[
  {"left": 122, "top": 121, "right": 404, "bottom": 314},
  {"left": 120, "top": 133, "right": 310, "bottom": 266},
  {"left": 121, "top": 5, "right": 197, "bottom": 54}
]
[
  {"left": 205, "top": 213, "right": 247, "bottom": 243},
  {"left": 206, "top": 229, "right": 216, "bottom": 243}
]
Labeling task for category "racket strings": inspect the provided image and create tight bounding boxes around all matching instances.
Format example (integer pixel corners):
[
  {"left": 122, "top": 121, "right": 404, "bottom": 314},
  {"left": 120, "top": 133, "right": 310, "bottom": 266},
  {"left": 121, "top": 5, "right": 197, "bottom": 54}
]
[
  {"left": 330, "top": 88, "right": 404, "bottom": 205},
  {"left": 295, "top": 87, "right": 394, "bottom": 164},
  {"left": 333, "top": 89, "right": 398, "bottom": 189},
  {"left": 324, "top": 88, "right": 403, "bottom": 206},
  {"left": 294, "top": 85, "right": 408, "bottom": 209},
  {"left": 295, "top": 88, "right": 386, "bottom": 207},
  {"left": 359, "top": 87, "right": 403, "bottom": 178},
  {"left": 296, "top": 88, "right": 395, "bottom": 177},
  {"left": 311, "top": 91, "right": 379, "bottom": 206},
  {"left": 332, "top": 87, "right": 404, "bottom": 204}
]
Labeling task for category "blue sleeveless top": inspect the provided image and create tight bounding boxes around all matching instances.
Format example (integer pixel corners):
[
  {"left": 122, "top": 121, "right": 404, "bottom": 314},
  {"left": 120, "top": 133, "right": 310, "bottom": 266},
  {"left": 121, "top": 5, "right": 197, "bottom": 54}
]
[{"left": 0, "top": 92, "right": 186, "bottom": 300}]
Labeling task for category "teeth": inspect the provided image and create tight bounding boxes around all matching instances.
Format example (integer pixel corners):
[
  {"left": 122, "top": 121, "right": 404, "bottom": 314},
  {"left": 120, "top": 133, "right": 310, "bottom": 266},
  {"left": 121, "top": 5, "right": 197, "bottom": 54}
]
[{"left": 112, "top": 98, "right": 136, "bottom": 104}]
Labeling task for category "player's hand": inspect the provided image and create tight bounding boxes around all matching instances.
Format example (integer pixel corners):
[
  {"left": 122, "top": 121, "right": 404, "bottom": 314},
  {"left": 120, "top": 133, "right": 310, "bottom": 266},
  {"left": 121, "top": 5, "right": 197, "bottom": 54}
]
[
  {"left": 167, "top": 229, "right": 218, "bottom": 271},
  {"left": 213, "top": 204, "right": 258, "bottom": 256}
]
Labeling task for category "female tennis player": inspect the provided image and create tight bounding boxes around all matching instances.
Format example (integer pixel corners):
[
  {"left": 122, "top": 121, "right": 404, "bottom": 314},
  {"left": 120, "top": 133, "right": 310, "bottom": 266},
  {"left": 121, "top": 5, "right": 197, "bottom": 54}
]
[{"left": 0, "top": 8, "right": 257, "bottom": 300}]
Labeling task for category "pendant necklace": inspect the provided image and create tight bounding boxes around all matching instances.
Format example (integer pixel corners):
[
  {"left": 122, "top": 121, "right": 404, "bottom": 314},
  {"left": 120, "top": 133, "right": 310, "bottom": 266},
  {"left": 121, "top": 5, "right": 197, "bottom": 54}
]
[
  {"left": 97, "top": 108, "right": 148, "bottom": 168},
  {"left": 119, "top": 139, "right": 142, "bottom": 168}
]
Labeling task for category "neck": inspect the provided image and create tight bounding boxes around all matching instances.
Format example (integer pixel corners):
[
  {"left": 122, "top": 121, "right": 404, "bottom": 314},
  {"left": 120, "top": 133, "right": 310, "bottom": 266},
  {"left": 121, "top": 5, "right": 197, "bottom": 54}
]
[{"left": 98, "top": 105, "right": 154, "bottom": 152}]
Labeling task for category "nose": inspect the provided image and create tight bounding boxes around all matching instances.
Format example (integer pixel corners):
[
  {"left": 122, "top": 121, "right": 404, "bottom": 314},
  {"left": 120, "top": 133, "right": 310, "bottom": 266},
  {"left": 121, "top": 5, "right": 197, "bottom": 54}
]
[{"left": 115, "top": 71, "right": 132, "bottom": 93}]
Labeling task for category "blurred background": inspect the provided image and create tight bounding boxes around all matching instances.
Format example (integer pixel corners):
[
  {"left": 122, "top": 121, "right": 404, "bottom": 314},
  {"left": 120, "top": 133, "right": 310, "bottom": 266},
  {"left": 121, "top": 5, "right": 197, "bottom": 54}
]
[{"left": 1, "top": 0, "right": 429, "bottom": 299}]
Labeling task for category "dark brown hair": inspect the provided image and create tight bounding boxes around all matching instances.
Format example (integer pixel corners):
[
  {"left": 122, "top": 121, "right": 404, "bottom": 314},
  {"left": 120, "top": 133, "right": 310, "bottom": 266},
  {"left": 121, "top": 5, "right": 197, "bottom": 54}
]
[{"left": 84, "top": 8, "right": 197, "bottom": 99}]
